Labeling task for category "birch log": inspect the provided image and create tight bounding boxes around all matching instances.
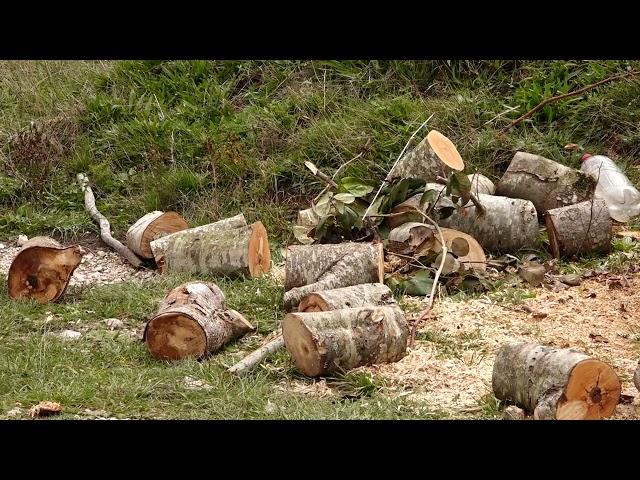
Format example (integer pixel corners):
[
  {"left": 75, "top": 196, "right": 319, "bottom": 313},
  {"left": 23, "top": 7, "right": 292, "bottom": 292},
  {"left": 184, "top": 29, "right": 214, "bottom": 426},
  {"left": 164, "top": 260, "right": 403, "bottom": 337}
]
[
  {"left": 7, "top": 237, "right": 84, "bottom": 303},
  {"left": 144, "top": 281, "right": 255, "bottom": 360},
  {"left": 283, "top": 305, "right": 409, "bottom": 377},
  {"left": 492, "top": 342, "right": 621, "bottom": 420},
  {"left": 468, "top": 173, "right": 496, "bottom": 196},
  {"left": 544, "top": 199, "right": 612, "bottom": 258},
  {"left": 126, "top": 211, "right": 188, "bottom": 259},
  {"left": 298, "top": 283, "right": 395, "bottom": 312},
  {"left": 496, "top": 152, "right": 595, "bottom": 217}
]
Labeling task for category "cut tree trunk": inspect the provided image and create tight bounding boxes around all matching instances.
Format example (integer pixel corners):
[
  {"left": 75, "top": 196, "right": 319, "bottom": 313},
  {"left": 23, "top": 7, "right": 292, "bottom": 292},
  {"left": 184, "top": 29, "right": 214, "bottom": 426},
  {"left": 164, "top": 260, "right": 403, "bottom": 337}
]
[
  {"left": 388, "top": 129, "right": 465, "bottom": 182},
  {"left": 7, "top": 237, "right": 84, "bottom": 303},
  {"left": 387, "top": 222, "right": 435, "bottom": 254},
  {"left": 144, "top": 281, "right": 255, "bottom": 360},
  {"left": 298, "top": 283, "right": 395, "bottom": 312},
  {"left": 468, "top": 173, "right": 496, "bottom": 196},
  {"left": 126, "top": 211, "right": 189, "bottom": 259},
  {"left": 151, "top": 220, "right": 271, "bottom": 278},
  {"left": 496, "top": 152, "right": 595, "bottom": 217},
  {"left": 438, "top": 194, "right": 539, "bottom": 253},
  {"left": 544, "top": 199, "right": 612, "bottom": 259},
  {"left": 432, "top": 228, "right": 486, "bottom": 271},
  {"left": 492, "top": 342, "right": 621, "bottom": 420},
  {"left": 283, "top": 244, "right": 385, "bottom": 311},
  {"left": 284, "top": 242, "right": 384, "bottom": 291},
  {"left": 283, "top": 305, "right": 409, "bottom": 377}
]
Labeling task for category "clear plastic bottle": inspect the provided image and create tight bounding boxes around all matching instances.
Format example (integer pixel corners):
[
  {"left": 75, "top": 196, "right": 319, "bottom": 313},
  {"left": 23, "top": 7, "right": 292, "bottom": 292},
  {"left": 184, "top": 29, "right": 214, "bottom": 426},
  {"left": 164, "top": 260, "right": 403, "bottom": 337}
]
[{"left": 580, "top": 153, "right": 640, "bottom": 222}]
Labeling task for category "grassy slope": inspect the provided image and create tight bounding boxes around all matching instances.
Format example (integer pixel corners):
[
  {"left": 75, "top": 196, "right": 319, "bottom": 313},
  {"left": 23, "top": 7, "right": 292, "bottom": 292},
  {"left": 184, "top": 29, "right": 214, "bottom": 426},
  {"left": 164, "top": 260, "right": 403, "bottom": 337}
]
[{"left": 1, "top": 60, "right": 640, "bottom": 419}]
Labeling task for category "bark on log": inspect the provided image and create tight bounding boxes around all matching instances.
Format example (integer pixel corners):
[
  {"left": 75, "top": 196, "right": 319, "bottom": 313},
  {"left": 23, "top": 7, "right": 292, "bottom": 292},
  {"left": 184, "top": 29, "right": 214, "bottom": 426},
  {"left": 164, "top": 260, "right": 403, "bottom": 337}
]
[
  {"left": 77, "top": 173, "right": 142, "bottom": 268},
  {"left": 7, "top": 237, "right": 84, "bottom": 303},
  {"left": 468, "top": 173, "right": 496, "bottom": 196},
  {"left": 492, "top": 342, "right": 621, "bottom": 420},
  {"left": 298, "top": 283, "right": 395, "bottom": 312},
  {"left": 634, "top": 363, "right": 640, "bottom": 392},
  {"left": 144, "top": 281, "right": 255, "bottom": 360},
  {"left": 126, "top": 211, "right": 189, "bottom": 259},
  {"left": 284, "top": 245, "right": 385, "bottom": 311},
  {"left": 284, "top": 242, "right": 384, "bottom": 291},
  {"left": 387, "top": 222, "right": 435, "bottom": 254},
  {"left": 227, "top": 334, "right": 285, "bottom": 375},
  {"left": 544, "top": 199, "right": 612, "bottom": 259},
  {"left": 388, "top": 129, "right": 464, "bottom": 182},
  {"left": 496, "top": 152, "right": 595, "bottom": 217},
  {"left": 438, "top": 194, "right": 539, "bottom": 253},
  {"left": 151, "top": 220, "right": 271, "bottom": 278},
  {"left": 283, "top": 305, "right": 409, "bottom": 377},
  {"left": 432, "top": 228, "right": 486, "bottom": 271}
]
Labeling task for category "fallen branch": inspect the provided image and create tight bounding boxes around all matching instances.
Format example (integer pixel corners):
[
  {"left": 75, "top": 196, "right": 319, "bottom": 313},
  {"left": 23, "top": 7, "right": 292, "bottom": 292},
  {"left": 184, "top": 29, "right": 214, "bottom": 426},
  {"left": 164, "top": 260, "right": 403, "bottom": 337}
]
[
  {"left": 77, "top": 173, "right": 142, "bottom": 268},
  {"left": 304, "top": 161, "right": 338, "bottom": 189},
  {"left": 502, "top": 70, "right": 640, "bottom": 132},
  {"left": 228, "top": 333, "right": 285, "bottom": 375}
]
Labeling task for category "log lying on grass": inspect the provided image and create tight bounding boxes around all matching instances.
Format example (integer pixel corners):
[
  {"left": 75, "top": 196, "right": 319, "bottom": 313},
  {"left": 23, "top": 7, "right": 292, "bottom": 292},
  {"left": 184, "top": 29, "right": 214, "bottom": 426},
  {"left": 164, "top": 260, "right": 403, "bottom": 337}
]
[
  {"left": 496, "top": 152, "right": 595, "bottom": 217},
  {"left": 298, "top": 283, "right": 395, "bottom": 312},
  {"left": 438, "top": 194, "right": 539, "bottom": 253},
  {"left": 7, "top": 237, "right": 84, "bottom": 303},
  {"left": 151, "top": 216, "right": 271, "bottom": 278},
  {"left": 492, "top": 342, "right": 621, "bottom": 420},
  {"left": 389, "top": 129, "right": 464, "bottom": 182},
  {"left": 126, "top": 211, "right": 189, "bottom": 259},
  {"left": 544, "top": 199, "right": 612, "bottom": 259},
  {"left": 144, "top": 281, "right": 255, "bottom": 360},
  {"left": 283, "top": 305, "right": 409, "bottom": 377},
  {"left": 283, "top": 242, "right": 385, "bottom": 311}
]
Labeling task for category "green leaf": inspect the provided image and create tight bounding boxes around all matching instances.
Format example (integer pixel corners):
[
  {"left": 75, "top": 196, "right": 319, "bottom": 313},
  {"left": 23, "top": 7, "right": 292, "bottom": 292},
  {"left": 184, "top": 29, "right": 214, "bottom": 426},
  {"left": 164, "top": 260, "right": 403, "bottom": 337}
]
[
  {"left": 401, "top": 270, "right": 435, "bottom": 296},
  {"left": 333, "top": 193, "right": 356, "bottom": 204},
  {"left": 313, "top": 192, "right": 333, "bottom": 217},
  {"left": 335, "top": 200, "right": 346, "bottom": 215},
  {"left": 293, "top": 226, "right": 315, "bottom": 245},
  {"left": 337, "top": 206, "right": 362, "bottom": 230},
  {"left": 419, "top": 188, "right": 439, "bottom": 209},
  {"left": 340, "top": 177, "right": 375, "bottom": 197},
  {"left": 383, "top": 178, "right": 426, "bottom": 212},
  {"left": 450, "top": 172, "right": 471, "bottom": 196}
]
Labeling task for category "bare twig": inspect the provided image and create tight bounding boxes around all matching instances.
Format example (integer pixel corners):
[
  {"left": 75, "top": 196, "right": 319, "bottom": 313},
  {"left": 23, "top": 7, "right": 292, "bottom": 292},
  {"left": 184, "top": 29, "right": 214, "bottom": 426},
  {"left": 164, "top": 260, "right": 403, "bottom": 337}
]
[
  {"left": 304, "top": 161, "right": 338, "bottom": 189},
  {"left": 502, "top": 70, "right": 640, "bottom": 132},
  {"left": 228, "top": 333, "right": 285, "bottom": 375}
]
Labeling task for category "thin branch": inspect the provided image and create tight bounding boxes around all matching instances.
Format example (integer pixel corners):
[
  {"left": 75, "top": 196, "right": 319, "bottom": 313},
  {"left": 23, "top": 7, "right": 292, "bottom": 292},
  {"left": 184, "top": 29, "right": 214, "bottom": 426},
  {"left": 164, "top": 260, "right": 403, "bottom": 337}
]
[
  {"left": 304, "top": 161, "right": 338, "bottom": 189},
  {"left": 228, "top": 333, "right": 285, "bottom": 375},
  {"left": 313, "top": 151, "right": 364, "bottom": 203}
]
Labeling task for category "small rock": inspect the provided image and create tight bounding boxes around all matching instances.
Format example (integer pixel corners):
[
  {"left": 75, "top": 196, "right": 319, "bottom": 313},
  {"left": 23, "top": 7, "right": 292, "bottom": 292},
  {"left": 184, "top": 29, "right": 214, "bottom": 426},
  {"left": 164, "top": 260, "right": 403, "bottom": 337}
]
[
  {"left": 558, "top": 274, "right": 582, "bottom": 287},
  {"left": 0, "top": 242, "right": 5, "bottom": 249},
  {"left": 28, "top": 401, "right": 63, "bottom": 418},
  {"left": 58, "top": 330, "right": 82, "bottom": 340},
  {"left": 6, "top": 407, "right": 22, "bottom": 417},
  {"left": 96, "top": 251, "right": 107, "bottom": 257},
  {"left": 589, "top": 332, "right": 609, "bottom": 343},
  {"left": 518, "top": 263, "right": 546, "bottom": 287},
  {"left": 17, "top": 234, "right": 28, "bottom": 246},
  {"left": 104, "top": 318, "right": 124, "bottom": 330},
  {"left": 503, "top": 405, "right": 526, "bottom": 420}
]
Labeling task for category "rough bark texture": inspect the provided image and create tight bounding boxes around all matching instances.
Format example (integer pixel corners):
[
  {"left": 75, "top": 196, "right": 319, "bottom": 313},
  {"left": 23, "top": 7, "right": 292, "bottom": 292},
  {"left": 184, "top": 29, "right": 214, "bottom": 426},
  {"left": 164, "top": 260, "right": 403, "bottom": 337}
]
[
  {"left": 438, "top": 194, "right": 539, "bottom": 253},
  {"left": 492, "top": 342, "right": 621, "bottom": 420},
  {"left": 283, "top": 305, "right": 409, "bottom": 377},
  {"left": 284, "top": 242, "right": 383, "bottom": 291},
  {"left": 634, "top": 363, "right": 640, "bottom": 392},
  {"left": 298, "top": 283, "right": 395, "bottom": 312},
  {"left": 77, "top": 173, "right": 142, "bottom": 268},
  {"left": 227, "top": 334, "right": 285, "bottom": 375},
  {"left": 388, "top": 130, "right": 464, "bottom": 182},
  {"left": 468, "top": 173, "right": 496, "bottom": 196},
  {"left": 144, "top": 281, "right": 255, "bottom": 360},
  {"left": 496, "top": 152, "right": 595, "bottom": 217},
  {"left": 126, "top": 211, "right": 189, "bottom": 259},
  {"left": 151, "top": 221, "right": 270, "bottom": 278},
  {"left": 388, "top": 222, "right": 435, "bottom": 254},
  {"left": 7, "top": 237, "right": 84, "bottom": 303},
  {"left": 544, "top": 199, "right": 611, "bottom": 259},
  {"left": 284, "top": 247, "right": 384, "bottom": 311}
]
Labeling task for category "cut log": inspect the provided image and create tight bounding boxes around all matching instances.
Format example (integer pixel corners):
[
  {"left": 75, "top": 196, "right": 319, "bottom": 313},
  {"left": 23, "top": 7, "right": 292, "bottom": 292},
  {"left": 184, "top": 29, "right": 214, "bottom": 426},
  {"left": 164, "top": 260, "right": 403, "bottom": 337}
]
[
  {"left": 284, "top": 245, "right": 385, "bottom": 311},
  {"left": 283, "top": 305, "right": 409, "bottom": 377},
  {"left": 544, "top": 199, "right": 612, "bottom": 259},
  {"left": 492, "top": 342, "right": 621, "bottom": 420},
  {"left": 298, "top": 283, "right": 395, "bottom": 312},
  {"left": 126, "top": 211, "right": 189, "bottom": 259},
  {"left": 7, "top": 237, "right": 84, "bottom": 303},
  {"left": 151, "top": 220, "right": 270, "bottom": 278},
  {"left": 438, "top": 194, "right": 539, "bottom": 253},
  {"left": 389, "top": 129, "right": 464, "bottom": 182},
  {"left": 431, "top": 229, "right": 486, "bottom": 272},
  {"left": 144, "top": 281, "right": 255, "bottom": 360},
  {"left": 284, "top": 242, "right": 384, "bottom": 291},
  {"left": 468, "top": 173, "right": 496, "bottom": 196},
  {"left": 496, "top": 152, "right": 595, "bottom": 217},
  {"left": 387, "top": 222, "right": 435, "bottom": 254}
]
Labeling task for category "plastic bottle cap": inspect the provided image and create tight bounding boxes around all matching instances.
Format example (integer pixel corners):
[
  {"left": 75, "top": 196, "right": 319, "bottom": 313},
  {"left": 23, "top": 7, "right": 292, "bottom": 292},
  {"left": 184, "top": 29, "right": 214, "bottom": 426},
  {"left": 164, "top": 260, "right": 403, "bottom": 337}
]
[{"left": 581, "top": 153, "right": 593, "bottom": 162}]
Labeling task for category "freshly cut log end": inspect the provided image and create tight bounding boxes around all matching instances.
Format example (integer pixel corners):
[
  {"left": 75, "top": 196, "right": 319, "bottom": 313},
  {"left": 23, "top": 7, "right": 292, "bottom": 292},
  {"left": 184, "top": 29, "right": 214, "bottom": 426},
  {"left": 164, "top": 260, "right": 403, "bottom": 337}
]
[
  {"left": 432, "top": 228, "right": 486, "bottom": 272},
  {"left": 282, "top": 305, "right": 409, "bottom": 377},
  {"left": 492, "top": 342, "right": 621, "bottom": 420},
  {"left": 426, "top": 129, "right": 465, "bottom": 171},
  {"left": 450, "top": 237, "right": 470, "bottom": 257},
  {"left": 247, "top": 221, "right": 271, "bottom": 277},
  {"left": 145, "top": 312, "right": 209, "bottom": 360},
  {"left": 297, "top": 283, "right": 395, "bottom": 312},
  {"left": 7, "top": 237, "right": 84, "bottom": 303},
  {"left": 545, "top": 199, "right": 612, "bottom": 259},
  {"left": 126, "top": 211, "right": 189, "bottom": 259}
]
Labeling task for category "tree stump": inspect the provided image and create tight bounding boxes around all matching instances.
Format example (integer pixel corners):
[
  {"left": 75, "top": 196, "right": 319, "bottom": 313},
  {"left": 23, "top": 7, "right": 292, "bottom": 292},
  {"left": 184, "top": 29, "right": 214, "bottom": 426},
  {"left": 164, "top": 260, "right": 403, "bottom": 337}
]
[
  {"left": 496, "top": 152, "right": 595, "bottom": 218},
  {"left": 126, "top": 211, "right": 189, "bottom": 259},
  {"left": 492, "top": 342, "right": 621, "bottom": 420},
  {"left": 544, "top": 199, "right": 612, "bottom": 259},
  {"left": 438, "top": 194, "right": 539, "bottom": 253},
  {"left": 144, "top": 281, "right": 255, "bottom": 360},
  {"left": 7, "top": 237, "right": 84, "bottom": 303},
  {"left": 298, "top": 283, "right": 395, "bottom": 312},
  {"left": 283, "top": 305, "right": 409, "bottom": 377}
]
